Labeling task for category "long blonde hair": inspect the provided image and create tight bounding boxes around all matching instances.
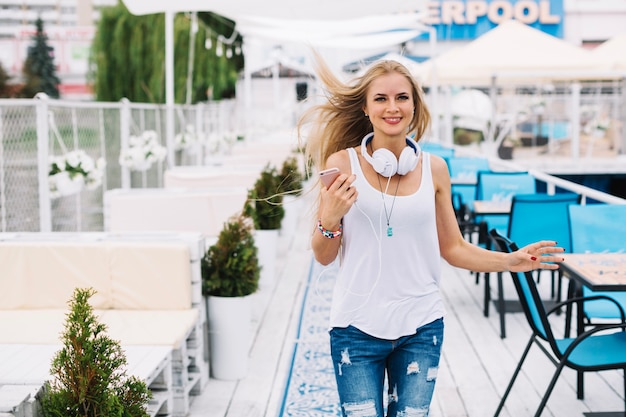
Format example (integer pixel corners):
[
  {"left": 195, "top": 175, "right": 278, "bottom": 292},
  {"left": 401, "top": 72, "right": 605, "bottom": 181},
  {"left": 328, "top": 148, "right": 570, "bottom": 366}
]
[{"left": 299, "top": 52, "right": 431, "bottom": 171}]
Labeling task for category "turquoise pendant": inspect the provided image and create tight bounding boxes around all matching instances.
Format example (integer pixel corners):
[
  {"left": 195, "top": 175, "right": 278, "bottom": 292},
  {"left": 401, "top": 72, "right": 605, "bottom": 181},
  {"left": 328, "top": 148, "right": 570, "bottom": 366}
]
[{"left": 387, "top": 226, "right": 393, "bottom": 237}]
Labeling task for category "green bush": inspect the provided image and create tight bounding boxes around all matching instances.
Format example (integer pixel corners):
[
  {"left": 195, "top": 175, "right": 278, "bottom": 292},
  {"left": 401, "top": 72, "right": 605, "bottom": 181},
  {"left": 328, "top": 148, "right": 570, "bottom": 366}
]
[
  {"left": 41, "top": 288, "right": 151, "bottom": 417},
  {"left": 201, "top": 213, "right": 260, "bottom": 298},
  {"left": 453, "top": 127, "right": 484, "bottom": 145},
  {"left": 244, "top": 164, "right": 285, "bottom": 230},
  {"left": 277, "top": 156, "right": 304, "bottom": 196}
]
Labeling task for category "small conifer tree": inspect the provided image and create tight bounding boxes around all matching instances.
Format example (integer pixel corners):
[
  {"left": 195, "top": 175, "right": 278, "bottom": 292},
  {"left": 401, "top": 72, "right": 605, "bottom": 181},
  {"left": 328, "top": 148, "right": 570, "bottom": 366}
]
[
  {"left": 201, "top": 213, "right": 260, "bottom": 297},
  {"left": 277, "top": 156, "right": 304, "bottom": 196},
  {"left": 244, "top": 164, "right": 285, "bottom": 230},
  {"left": 0, "top": 62, "right": 12, "bottom": 98},
  {"left": 41, "top": 288, "right": 151, "bottom": 417},
  {"left": 21, "top": 17, "right": 60, "bottom": 98}
]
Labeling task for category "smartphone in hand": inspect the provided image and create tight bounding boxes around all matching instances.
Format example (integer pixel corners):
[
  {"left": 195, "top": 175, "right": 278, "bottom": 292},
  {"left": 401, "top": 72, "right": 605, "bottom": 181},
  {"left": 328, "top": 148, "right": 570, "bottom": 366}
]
[{"left": 319, "top": 167, "right": 341, "bottom": 188}]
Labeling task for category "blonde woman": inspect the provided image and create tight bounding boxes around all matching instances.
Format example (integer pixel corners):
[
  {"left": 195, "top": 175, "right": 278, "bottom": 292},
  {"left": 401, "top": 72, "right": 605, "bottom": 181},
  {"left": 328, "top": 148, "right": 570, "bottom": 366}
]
[{"left": 299, "top": 55, "right": 565, "bottom": 417}]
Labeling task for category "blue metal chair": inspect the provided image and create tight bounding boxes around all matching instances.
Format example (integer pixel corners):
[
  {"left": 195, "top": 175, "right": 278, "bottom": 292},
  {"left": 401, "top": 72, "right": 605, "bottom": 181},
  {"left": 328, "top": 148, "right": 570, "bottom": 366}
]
[
  {"left": 474, "top": 171, "right": 537, "bottom": 237},
  {"left": 447, "top": 157, "right": 491, "bottom": 242},
  {"left": 490, "top": 229, "right": 626, "bottom": 417},
  {"left": 421, "top": 142, "right": 455, "bottom": 159},
  {"left": 447, "top": 156, "right": 491, "bottom": 215},
  {"left": 568, "top": 204, "right": 626, "bottom": 328},
  {"left": 474, "top": 171, "right": 536, "bottom": 317},
  {"left": 491, "top": 192, "right": 580, "bottom": 338}
]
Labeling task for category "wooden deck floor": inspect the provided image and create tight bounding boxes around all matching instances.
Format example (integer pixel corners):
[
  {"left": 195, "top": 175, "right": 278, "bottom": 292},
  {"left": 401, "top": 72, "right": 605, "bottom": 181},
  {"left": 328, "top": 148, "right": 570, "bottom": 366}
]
[{"left": 189, "top": 201, "right": 626, "bottom": 417}]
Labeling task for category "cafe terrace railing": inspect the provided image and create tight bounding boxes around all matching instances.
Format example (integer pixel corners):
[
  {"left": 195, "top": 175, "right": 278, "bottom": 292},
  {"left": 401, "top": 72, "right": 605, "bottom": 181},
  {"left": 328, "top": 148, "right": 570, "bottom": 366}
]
[
  {"left": 0, "top": 95, "right": 241, "bottom": 233},
  {"left": 0, "top": 94, "right": 623, "bottom": 235}
]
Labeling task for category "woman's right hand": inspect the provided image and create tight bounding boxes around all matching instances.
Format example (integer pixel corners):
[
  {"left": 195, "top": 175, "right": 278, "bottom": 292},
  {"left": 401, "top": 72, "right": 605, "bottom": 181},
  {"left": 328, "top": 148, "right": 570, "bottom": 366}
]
[{"left": 319, "top": 173, "right": 358, "bottom": 228}]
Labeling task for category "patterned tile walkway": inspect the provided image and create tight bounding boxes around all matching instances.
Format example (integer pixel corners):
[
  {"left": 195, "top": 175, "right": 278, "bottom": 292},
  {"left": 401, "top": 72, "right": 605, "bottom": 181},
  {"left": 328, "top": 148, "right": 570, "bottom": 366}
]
[{"left": 278, "top": 261, "right": 342, "bottom": 417}]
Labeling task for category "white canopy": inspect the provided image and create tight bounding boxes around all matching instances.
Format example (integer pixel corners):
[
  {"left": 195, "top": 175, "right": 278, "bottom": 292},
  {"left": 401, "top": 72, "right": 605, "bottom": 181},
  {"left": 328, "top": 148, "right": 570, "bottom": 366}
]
[
  {"left": 121, "top": 0, "right": 422, "bottom": 21},
  {"left": 416, "top": 20, "right": 603, "bottom": 86},
  {"left": 236, "top": 13, "right": 427, "bottom": 50},
  {"left": 351, "top": 52, "right": 423, "bottom": 77},
  {"left": 590, "top": 33, "right": 626, "bottom": 71},
  {"left": 450, "top": 89, "right": 493, "bottom": 132}
]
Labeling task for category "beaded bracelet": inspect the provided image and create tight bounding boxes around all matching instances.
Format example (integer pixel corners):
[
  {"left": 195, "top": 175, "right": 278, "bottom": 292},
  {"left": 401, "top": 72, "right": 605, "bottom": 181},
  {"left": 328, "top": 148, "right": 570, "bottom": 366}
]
[{"left": 317, "top": 219, "right": 343, "bottom": 239}]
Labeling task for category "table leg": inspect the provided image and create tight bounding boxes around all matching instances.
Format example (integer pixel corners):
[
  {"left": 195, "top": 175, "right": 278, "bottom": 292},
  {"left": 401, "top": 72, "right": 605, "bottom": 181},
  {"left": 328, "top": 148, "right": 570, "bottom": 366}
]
[{"left": 497, "top": 271, "right": 506, "bottom": 338}]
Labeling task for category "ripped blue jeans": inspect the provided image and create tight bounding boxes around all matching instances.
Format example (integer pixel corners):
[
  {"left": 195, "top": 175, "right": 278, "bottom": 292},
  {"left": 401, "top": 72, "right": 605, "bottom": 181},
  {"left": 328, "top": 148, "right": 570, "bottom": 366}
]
[{"left": 329, "top": 318, "right": 444, "bottom": 417}]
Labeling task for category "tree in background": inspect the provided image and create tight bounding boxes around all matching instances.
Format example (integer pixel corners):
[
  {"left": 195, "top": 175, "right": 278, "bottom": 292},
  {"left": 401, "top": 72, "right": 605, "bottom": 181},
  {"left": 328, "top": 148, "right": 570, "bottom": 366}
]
[
  {"left": 21, "top": 17, "right": 61, "bottom": 98},
  {"left": 0, "top": 62, "right": 12, "bottom": 98},
  {"left": 91, "top": 3, "right": 243, "bottom": 104}
]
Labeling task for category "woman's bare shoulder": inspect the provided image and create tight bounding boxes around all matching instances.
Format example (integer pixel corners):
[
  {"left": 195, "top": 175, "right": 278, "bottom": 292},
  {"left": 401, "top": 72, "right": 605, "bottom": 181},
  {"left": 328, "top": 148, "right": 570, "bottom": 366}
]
[
  {"left": 426, "top": 152, "right": 451, "bottom": 188},
  {"left": 325, "top": 149, "right": 351, "bottom": 173}
]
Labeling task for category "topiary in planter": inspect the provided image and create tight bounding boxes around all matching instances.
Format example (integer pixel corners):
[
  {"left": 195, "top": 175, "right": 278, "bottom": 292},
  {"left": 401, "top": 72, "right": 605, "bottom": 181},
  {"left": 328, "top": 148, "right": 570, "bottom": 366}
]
[
  {"left": 201, "top": 213, "right": 261, "bottom": 298},
  {"left": 41, "top": 287, "right": 151, "bottom": 417},
  {"left": 277, "top": 155, "right": 304, "bottom": 196},
  {"left": 244, "top": 164, "right": 285, "bottom": 230}
]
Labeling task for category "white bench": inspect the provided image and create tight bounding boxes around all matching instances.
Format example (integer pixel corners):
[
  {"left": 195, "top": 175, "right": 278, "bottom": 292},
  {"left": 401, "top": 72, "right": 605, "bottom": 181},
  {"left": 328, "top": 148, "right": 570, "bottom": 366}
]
[
  {"left": 0, "top": 232, "right": 207, "bottom": 417},
  {"left": 163, "top": 165, "right": 263, "bottom": 190},
  {"left": 104, "top": 187, "right": 248, "bottom": 238}
]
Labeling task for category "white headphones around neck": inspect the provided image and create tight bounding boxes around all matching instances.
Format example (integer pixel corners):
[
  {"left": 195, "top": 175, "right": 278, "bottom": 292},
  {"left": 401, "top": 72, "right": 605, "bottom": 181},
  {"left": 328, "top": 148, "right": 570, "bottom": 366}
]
[{"left": 360, "top": 132, "right": 421, "bottom": 177}]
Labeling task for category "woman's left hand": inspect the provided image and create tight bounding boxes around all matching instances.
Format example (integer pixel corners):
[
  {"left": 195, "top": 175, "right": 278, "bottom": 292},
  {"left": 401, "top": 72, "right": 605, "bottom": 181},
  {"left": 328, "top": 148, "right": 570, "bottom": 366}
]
[{"left": 508, "top": 240, "right": 565, "bottom": 272}]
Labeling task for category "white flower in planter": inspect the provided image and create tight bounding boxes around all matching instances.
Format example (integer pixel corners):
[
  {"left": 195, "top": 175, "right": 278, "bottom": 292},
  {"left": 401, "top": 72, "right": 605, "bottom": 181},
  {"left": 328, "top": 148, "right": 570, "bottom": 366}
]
[
  {"left": 529, "top": 99, "right": 546, "bottom": 115},
  {"left": 119, "top": 130, "right": 167, "bottom": 171},
  {"left": 48, "top": 150, "right": 106, "bottom": 198},
  {"left": 174, "top": 125, "right": 200, "bottom": 151}
]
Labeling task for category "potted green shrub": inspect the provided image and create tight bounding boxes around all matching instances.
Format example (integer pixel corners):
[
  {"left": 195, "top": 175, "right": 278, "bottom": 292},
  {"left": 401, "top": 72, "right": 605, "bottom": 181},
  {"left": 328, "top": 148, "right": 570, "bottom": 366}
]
[
  {"left": 278, "top": 155, "right": 305, "bottom": 237},
  {"left": 201, "top": 213, "right": 260, "bottom": 380},
  {"left": 277, "top": 155, "right": 304, "bottom": 197},
  {"left": 244, "top": 164, "right": 285, "bottom": 289},
  {"left": 40, "top": 287, "right": 151, "bottom": 417},
  {"left": 244, "top": 164, "right": 285, "bottom": 230}
]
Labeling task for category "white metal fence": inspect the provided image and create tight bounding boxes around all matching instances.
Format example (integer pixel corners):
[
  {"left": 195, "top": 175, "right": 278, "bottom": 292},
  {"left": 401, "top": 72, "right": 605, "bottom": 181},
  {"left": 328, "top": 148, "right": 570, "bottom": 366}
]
[
  {"left": 0, "top": 95, "right": 241, "bottom": 232},
  {"left": 1, "top": 82, "right": 624, "bottom": 234}
]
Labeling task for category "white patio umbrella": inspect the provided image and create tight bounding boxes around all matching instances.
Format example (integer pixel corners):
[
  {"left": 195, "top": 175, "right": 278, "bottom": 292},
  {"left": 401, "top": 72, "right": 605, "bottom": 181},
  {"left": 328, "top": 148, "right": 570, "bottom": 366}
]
[
  {"left": 450, "top": 89, "right": 492, "bottom": 132},
  {"left": 418, "top": 20, "right": 601, "bottom": 86},
  {"left": 590, "top": 33, "right": 626, "bottom": 71}
]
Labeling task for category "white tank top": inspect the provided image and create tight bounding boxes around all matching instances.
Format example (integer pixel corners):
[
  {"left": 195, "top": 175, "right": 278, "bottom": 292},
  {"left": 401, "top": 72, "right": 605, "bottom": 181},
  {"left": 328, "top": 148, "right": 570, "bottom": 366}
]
[{"left": 328, "top": 148, "right": 445, "bottom": 339}]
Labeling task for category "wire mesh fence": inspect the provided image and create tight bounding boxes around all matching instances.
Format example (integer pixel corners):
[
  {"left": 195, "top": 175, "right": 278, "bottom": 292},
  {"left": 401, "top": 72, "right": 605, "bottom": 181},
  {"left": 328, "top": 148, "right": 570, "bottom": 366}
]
[
  {"left": 0, "top": 79, "right": 623, "bottom": 233},
  {"left": 0, "top": 96, "right": 241, "bottom": 233}
]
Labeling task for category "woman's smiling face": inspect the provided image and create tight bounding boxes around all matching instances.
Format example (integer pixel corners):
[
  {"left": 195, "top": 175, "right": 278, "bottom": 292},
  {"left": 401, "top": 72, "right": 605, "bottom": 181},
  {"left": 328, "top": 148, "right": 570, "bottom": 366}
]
[{"left": 363, "top": 71, "right": 415, "bottom": 139}]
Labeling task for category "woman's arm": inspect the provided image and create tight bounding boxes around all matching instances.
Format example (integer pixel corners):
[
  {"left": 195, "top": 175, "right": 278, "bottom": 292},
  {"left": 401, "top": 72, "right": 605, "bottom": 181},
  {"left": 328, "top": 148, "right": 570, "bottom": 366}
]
[
  {"left": 432, "top": 155, "right": 564, "bottom": 273},
  {"left": 311, "top": 150, "right": 358, "bottom": 265}
]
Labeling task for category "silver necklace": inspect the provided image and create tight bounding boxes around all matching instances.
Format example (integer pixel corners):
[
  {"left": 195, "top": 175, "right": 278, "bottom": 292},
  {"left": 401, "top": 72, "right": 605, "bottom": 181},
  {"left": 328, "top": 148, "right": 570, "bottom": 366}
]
[{"left": 377, "top": 175, "right": 401, "bottom": 237}]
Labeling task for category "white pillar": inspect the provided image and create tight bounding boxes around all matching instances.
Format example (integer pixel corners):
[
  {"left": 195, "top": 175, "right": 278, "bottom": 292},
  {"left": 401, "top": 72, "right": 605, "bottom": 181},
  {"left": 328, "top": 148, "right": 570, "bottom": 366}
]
[
  {"left": 571, "top": 82, "right": 581, "bottom": 159},
  {"left": 165, "top": 10, "right": 175, "bottom": 168}
]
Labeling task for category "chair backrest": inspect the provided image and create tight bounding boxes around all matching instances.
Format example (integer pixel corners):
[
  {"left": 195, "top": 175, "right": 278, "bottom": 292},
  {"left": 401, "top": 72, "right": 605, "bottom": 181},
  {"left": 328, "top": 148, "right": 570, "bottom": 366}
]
[
  {"left": 422, "top": 143, "right": 455, "bottom": 159},
  {"left": 447, "top": 157, "right": 490, "bottom": 183},
  {"left": 508, "top": 193, "right": 581, "bottom": 252},
  {"left": 568, "top": 204, "right": 626, "bottom": 253},
  {"left": 448, "top": 157, "right": 491, "bottom": 209},
  {"left": 489, "top": 229, "right": 555, "bottom": 343},
  {"left": 475, "top": 171, "right": 537, "bottom": 235},
  {"left": 475, "top": 171, "right": 536, "bottom": 202},
  {"left": 568, "top": 204, "right": 626, "bottom": 318}
]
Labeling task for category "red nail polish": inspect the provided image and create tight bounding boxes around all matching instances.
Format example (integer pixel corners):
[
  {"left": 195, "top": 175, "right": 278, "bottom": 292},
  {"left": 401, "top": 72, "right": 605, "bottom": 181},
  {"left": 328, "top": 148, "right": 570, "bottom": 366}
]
[{"left": 531, "top": 256, "right": 537, "bottom": 261}]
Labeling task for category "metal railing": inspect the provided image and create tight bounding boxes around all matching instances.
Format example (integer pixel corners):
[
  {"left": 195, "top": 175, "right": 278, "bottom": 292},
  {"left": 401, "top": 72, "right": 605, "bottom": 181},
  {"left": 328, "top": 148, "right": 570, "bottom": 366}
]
[
  {"left": 0, "top": 93, "right": 623, "bottom": 235},
  {"left": 0, "top": 95, "right": 241, "bottom": 232}
]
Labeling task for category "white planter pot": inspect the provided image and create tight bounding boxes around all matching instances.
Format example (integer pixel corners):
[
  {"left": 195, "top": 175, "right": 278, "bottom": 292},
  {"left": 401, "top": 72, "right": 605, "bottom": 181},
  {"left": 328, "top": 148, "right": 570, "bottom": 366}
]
[
  {"left": 50, "top": 171, "right": 84, "bottom": 197},
  {"left": 206, "top": 295, "right": 251, "bottom": 380},
  {"left": 255, "top": 229, "right": 278, "bottom": 289},
  {"left": 131, "top": 160, "right": 154, "bottom": 171},
  {"left": 280, "top": 194, "right": 302, "bottom": 237}
]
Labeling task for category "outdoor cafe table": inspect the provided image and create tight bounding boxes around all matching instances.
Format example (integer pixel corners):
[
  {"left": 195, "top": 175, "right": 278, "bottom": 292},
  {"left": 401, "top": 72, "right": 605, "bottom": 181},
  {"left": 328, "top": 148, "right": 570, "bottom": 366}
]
[
  {"left": 472, "top": 200, "right": 511, "bottom": 215},
  {"left": 561, "top": 253, "right": 626, "bottom": 335},
  {"left": 560, "top": 252, "right": 626, "bottom": 405}
]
